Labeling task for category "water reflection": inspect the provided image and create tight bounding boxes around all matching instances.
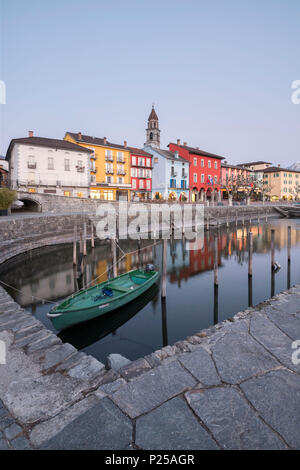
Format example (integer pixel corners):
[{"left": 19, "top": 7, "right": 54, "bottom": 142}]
[{"left": 0, "top": 218, "right": 300, "bottom": 362}]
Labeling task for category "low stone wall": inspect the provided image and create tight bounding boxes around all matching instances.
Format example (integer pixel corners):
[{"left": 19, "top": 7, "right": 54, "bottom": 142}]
[{"left": 0, "top": 205, "right": 278, "bottom": 265}]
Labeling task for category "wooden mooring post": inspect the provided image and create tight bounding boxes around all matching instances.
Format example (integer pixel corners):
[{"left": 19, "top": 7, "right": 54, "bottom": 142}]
[
  {"left": 214, "top": 233, "right": 218, "bottom": 286},
  {"left": 271, "top": 229, "right": 275, "bottom": 269},
  {"left": 91, "top": 221, "right": 95, "bottom": 249},
  {"left": 79, "top": 229, "right": 83, "bottom": 254},
  {"left": 111, "top": 238, "right": 117, "bottom": 278},
  {"left": 288, "top": 225, "right": 291, "bottom": 262},
  {"left": 248, "top": 231, "right": 253, "bottom": 277},
  {"left": 161, "top": 239, "right": 167, "bottom": 298},
  {"left": 161, "top": 297, "right": 168, "bottom": 347},
  {"left": 73, "top": 225, "right": 77, "bottom": 265},
  {"left": 83, "top": 223, "right": 87, "bottom": 256}
]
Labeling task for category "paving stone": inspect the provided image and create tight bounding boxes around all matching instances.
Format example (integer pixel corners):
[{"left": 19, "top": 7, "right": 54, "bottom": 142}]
[
  {"left": 136, "top": 396, "right": 218, "bottom": 450},
  {"left": 0, "top": 407, "right": 8, "bottom": 418},
  {"left": 250, "top": 314, "right": 300, "bottom": 373},
  {"left": 178, "top": 347, "right": 221, "bottom": 386},
  {"left": 55, "top": 352, "right": 86, "bottom": 372},
  {"left": 0, "top": 414, "right": 15, "bottom": 431},
  {"left": 111, "top": 361, "right": 197, "bottom": 419},
  {"left": 3, "top": 422, "right": 22, "bottom": 440},
  {"left": 212, "top": 331, "right": 280, "bottom": 384},
  {"left": 15, "top": 329, "right": 51, "bottom": 348},
  {"left": 0, "top": 437, "right": 10, "bottom": 450},
  {"left": 265, "top": 308, "right": 300, "bottom": 340},
  {"left": 40, "top": 343, "right": 77, "bottom": 370},
  {"left": 119, "top": 358, "right": 151, "bottom": 381},
  {"left": 68, "top": 355, "right": 105, "bottom": 380},
  {"left": 10, "top": 436, "right": 31, "bottom": 450},
  {"left": 40, "top": 398, "right": 132, "bottom": 450},
  {"left": 241, "top": 370, "right": 300, "bottom": 449},
  {"left": 14, "top": 324, "right": 44, "bottom": 341},
  {"left": 269, "top": 296, "right": 300, "bottom": 315},
  {"left": 185, "top": 387, "right": 287, "bottom": 450},
  {"left": 144, "top": 353, "right": 161, "bottom": 368},
  {"left": 26, "top": 334, "right": 61, "bottom": 354},
  {"left": 106, "top": 354, "right": 131, "bottom": 372},
  {"left": 30, "top": 394, "right": 102, "bottom": 447},
  {"left": 99, "top": 378, "right": 126, "bottom": 395}
]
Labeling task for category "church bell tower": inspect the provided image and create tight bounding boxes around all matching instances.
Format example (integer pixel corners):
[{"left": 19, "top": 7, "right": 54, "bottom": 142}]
[{"left": 145, "top": 105, "right": 160, "bottom": 148}]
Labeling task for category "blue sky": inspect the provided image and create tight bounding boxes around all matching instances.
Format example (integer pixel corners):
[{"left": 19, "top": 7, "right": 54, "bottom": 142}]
[{"left": 0, "top": 0, "right": 299, "bottom": 164}]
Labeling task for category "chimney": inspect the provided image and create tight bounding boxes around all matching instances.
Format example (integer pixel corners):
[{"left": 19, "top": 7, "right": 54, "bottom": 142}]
[
  {"left": 77, "top": 132, "right": 82, "bottom": 140},
  {"left": 177, "top": 139, "right": 180, "bottom": 145},
  {"left": 278, "top": 164, "right": 280, "bottom": 168},
  {"left": 183, "top": 142, "right": 187, "bottom": 146},
  {"left": 28, "top": 131, "right": 34, "bottom": 137},
  {"left": 103, "top": 137, "right": 107, "bottom": 145},
  {"left": 124, "top": 140, "right": 127, "bottom": 148}
]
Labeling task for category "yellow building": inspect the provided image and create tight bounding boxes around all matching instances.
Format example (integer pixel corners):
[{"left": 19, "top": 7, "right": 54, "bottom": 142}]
[
  {"left": 64, "top": 132, "right": 131, "bottom": 200},
  {"left": 263, "top": 166, "right": 300, "bottom": 200}
]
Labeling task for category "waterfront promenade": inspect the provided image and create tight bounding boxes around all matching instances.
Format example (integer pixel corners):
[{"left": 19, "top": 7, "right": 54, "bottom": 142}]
[{"left": 0, "top": 283, "right": 300, "bottom": 450}]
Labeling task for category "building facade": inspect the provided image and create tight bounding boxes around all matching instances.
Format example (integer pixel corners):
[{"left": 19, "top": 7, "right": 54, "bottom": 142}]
[
  {"left": 143, "top": 146, "right": 190, "bottom": 201},
  {"left": 6, "top": 133, "right": 92, "bottom": 197},
  {"left": 0, "top": 157, "right": 8, "bottom": 188},
  {"left": 129, "top": 147, "right": 152, "bottom": 200},
  {"left": 65, "top": 132, "right": 131, "bottom": 200},
  {"left": 263, "top": 166, "right": 300, "bottom": 200},
  {"left": 168, "top": 140, "right": 224, "bottom": 202}
]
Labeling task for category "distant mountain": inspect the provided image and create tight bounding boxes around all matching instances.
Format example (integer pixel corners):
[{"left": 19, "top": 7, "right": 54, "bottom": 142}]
[{"left": 289, "top": 162, "right": 300, "bottom": 171}]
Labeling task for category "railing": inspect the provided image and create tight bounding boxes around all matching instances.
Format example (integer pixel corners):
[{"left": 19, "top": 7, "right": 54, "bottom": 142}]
[
  {"left": 182, "top": 172, "right": 187, "bottom": 178},
  {"left": 171, "top": 172, "right": 177, "bottom": 177},
  {"left": 117, "top": 170, "right": 126, "bottom": 175},
  {"left": 91, "top": 168, "right": 97, "bottom": 173},
  {"left": 105, "top": 155, "right": 113, "bottom": 162},
  {"left": 76, "top": 167, "right": 85, "bottom": 173},
  {"left": 117, "top": 157, "right": 125, "bottom": 163},
  {"left": 105, "top": 168, "right": 114, "bottom": 174}
]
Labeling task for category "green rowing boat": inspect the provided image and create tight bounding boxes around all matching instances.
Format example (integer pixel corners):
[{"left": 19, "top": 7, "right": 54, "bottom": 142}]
[{"left": 47, "top": 268, "right": 159, "bottom": 330}]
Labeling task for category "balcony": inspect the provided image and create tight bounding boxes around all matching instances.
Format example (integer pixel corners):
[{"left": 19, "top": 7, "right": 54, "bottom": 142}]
[
  {"left": 117, "top": 169, "right": 126, "bottom": 175},
  {"left": 117, "top": 157, "right": 125, "bottom": 163},
  {"left": 76, "top": 166, "right": 85, "bottom": 173},
  {"left": 90, "top": 154, "right": 96, "bottom": 160},
  {"left": 105, "top": 155, "right": 113, "bottom": 162},
  {"left": 106, "top": 168, "right": 114, "bottom": 175},
  {"left": 27, "top": 162, "right": 36, "bottom": 169},
  {"left": 91, "top": 167, "right": 97, "bottom": 174},
  {"left": 171, "top": 172, "right": 177, "bottom": 178},
  {"left": 182, "top": 171, "right": 188, "bottom": 178}
]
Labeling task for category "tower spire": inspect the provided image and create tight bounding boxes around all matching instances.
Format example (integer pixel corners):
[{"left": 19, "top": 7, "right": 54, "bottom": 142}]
[{"left": 146, "top": 104, "right": 160, "bottom": 148}]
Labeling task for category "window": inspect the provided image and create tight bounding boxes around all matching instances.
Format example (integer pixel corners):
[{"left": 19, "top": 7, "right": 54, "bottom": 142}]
[
  {"left": 64, "top": 159, "right": 70, "bottom": 171},
  {"left": 139, "top": 180, "right": 144, "bottom": 189},
  {"left": 131, "top": 167, "right": 137, "bottom": 177},
  {"left": 194, "top": 158, "right": 197, "bottom": 167},
  {"left": 132, "top": 179, "right": 136, "bottom": 189},
  {"left": 48, "top": 157, "right": 54, "bottom": 170},
  {"left": 146, "top": 169, "right": 151, "bottom": 178},
  {"left": 146, "top": 180, "right": 151, "bottom": 189},
  {"left": 132, "top": 156, "right": 136, "bottom": 166},
  {"left": 154, "top": 157, "right": 158, "bottom": 164},
  {"left": 208, "top": 160, "right": 211, "bottom": 168},
  {"left": 28, "top": 155, "right": 36, "bottom": 169},
  {"left": 193, "top": 173, "right": 197, "bottom": 183},
  {"left": 201, "top": 159, "right": 204, "bottom": 168},
  {"left": 201, "top": 174, "right": 204, "bottom": 183},
  {"left": 214, "top": 161, "right": 218, "bottom": 169},
  {"left": 118, "top": 177, "right": 124, "bottom": 184},
  {"left": 214, "top": 175, "right": 218, "bottom": 183},
  {"left": 64, "top": 191, "right": 71, "bottom": 197},
  {"left": 77, "top": 192, "right": 83, "bottom": 198},
  {"left": 138, "top": 157, "right": 145, "bottom": 166},
  {"left": 146, "top": 159, "right": 151, "bottom": 167},
  {"left": 103, "top": 190, "right": 114, "bottom": 201},
  {"left": 106, "top": 176, "right": 112, "bottom": 183}
]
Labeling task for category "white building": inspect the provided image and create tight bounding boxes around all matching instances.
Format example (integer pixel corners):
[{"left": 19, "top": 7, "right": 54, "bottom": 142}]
[{"left": 6, "top": 132, "right": 93, "bottom": 197}]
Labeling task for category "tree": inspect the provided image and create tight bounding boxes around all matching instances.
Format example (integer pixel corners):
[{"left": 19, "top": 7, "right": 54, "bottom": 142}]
[
  {"left": 0, "top": 188, "right": 16, "bottom": 211},
  {"left": 221, "top": 174, "right": 257, "bottom": 206},
  {"left": 293, "top": 184, "right": 300, "bottom": 201}
]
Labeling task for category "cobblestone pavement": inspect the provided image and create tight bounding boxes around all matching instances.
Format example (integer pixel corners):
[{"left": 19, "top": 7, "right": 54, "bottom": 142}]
[{"left": 0, "top": 284, "right": 300, "bottom": 450}]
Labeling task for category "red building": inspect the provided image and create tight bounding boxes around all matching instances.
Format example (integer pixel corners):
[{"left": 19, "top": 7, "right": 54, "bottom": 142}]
[
  {"left": 129, "top": 147, "right": 152, "bottom": 200},
  {"left": 168, "top": 140, "right": 225, "bottom": 202}
]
